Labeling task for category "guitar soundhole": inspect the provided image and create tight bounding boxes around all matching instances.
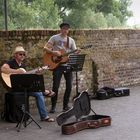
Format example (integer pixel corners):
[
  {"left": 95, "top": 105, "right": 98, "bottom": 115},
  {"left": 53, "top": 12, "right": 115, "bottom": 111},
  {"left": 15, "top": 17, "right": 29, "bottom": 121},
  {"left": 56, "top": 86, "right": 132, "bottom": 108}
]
[{"left": 52, "top": 56, "right": 62, "bottom": 63}]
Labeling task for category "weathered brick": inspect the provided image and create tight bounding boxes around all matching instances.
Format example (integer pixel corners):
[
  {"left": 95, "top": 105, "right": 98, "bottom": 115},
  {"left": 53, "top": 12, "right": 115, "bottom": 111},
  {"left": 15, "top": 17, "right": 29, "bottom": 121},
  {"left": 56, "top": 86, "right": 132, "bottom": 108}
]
[{"left": 0, "top": 29, "right": 140, "bottom": 112}]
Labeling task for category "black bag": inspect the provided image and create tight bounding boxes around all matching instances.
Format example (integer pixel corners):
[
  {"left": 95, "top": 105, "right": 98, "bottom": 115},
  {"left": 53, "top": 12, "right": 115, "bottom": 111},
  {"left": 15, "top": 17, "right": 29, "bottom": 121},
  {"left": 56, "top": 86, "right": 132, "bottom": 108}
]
[
  {"left": 96, "top": 87, "right": 115, "bottom": 100},
  {"left": 1, "top": 92, "right": 29, "bottom": 123}
]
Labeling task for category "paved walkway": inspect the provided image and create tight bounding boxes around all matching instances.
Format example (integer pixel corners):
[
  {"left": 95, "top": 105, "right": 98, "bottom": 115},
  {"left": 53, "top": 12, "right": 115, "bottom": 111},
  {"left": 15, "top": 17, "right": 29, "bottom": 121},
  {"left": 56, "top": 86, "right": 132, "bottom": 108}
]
[{"left": 0, "top": 86, "right": 140, "bottom": 140}]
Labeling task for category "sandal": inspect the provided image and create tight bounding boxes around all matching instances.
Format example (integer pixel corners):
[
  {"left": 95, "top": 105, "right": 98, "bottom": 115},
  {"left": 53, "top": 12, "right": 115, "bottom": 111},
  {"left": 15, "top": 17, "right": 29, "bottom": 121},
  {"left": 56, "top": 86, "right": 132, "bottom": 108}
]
[
  {"left": 43, "top": 90, "right": 55, "bottom": 97},
  {"left": 42, "top": 116, "right": 55, "bottom": 122}
]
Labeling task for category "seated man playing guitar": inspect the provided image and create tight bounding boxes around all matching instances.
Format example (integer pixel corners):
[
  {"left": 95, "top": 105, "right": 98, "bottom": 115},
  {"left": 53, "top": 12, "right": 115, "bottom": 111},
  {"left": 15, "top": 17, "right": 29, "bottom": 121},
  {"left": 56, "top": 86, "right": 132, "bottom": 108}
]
[
  {"left": 1, "top": 44, "right": 54, "bottom": 122},
  {"left": 43, "top": 22, "right": 78, "bottom": 113}
]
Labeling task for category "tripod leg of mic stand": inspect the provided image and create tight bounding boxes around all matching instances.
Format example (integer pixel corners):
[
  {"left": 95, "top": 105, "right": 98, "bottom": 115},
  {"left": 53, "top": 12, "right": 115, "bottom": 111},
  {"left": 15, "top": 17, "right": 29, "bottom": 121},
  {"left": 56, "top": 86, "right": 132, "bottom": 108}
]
[
  {"left": 16, "top": 113, "right": 26, "bottom": 132},
  {"left": 75, "top": 71, "right": 81, "bottom": 97},
  {"left": 26, "top": 112, "right": 41, "bottom": 129}
]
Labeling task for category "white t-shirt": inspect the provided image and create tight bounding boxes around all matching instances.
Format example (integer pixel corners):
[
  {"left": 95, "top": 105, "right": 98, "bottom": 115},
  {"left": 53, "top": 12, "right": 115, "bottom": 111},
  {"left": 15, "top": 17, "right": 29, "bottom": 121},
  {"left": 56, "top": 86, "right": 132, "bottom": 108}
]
[{"left": 48, "top": 33, "right": 77, "bottom": 52}]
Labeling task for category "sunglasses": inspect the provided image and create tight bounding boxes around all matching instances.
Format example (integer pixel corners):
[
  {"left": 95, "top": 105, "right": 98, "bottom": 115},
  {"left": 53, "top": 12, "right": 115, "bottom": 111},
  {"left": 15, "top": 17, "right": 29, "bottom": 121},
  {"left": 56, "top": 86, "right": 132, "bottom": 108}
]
[{"left": 18, "top": 53, "right": 26, "bottom": 56}]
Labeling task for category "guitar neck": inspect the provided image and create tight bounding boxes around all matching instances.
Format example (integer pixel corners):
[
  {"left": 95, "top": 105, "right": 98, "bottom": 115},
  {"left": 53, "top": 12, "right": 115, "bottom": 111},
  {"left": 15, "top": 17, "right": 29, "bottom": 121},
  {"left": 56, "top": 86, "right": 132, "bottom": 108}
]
[
  {"left": 62, "top": 49, "right": 78, "bottom": 57},
  {"left": 61, "top": 44, "right": 93, "bottom": 57},
  {"left": 26, "top": 68, "right": 39, "bottom": 74},
  {"left": 26, "top": 66, "right": 49, "bottom": 74}
]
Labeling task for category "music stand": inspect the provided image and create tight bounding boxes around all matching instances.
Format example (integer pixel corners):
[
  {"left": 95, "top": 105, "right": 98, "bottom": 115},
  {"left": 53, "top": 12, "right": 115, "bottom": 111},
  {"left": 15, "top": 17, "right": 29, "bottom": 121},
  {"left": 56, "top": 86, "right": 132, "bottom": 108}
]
[
  {"left": 67, "top": 54, "right": 86, "bottom": 96},
  {"left": 10, "top": 74, "right": 43, "bottom": 132}
]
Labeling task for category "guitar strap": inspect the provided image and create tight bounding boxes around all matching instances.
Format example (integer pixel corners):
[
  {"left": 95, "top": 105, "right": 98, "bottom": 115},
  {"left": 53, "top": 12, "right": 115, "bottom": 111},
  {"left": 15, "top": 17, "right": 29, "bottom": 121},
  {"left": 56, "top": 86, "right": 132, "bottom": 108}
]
[{"left": 66, "top": 36, "right": 69, "bottom": 49}]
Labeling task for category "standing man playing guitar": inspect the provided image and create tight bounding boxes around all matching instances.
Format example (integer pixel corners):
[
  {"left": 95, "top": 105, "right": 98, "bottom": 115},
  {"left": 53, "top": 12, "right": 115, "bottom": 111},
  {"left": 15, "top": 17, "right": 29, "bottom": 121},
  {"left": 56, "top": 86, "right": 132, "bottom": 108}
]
[
  {"left": 1, "top": 44, "right": 55, "bottom": 122},
  {"left": 44, "top": 23, "right": 78, "bottom": 113}
]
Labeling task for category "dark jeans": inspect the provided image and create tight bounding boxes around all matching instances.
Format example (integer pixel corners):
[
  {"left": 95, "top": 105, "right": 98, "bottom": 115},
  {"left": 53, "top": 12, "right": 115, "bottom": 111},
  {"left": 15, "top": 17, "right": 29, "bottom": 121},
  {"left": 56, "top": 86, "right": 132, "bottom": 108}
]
[{"left": 51, "top": 66, "right": 73, "bottom": 109}]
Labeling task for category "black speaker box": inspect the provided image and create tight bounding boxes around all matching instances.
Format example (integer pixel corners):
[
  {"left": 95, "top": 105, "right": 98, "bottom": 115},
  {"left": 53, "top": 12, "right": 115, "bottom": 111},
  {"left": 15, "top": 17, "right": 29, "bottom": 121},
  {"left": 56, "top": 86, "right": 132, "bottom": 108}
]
[{"left": 4, "top": 92, "right": 29, "bottom": 123}]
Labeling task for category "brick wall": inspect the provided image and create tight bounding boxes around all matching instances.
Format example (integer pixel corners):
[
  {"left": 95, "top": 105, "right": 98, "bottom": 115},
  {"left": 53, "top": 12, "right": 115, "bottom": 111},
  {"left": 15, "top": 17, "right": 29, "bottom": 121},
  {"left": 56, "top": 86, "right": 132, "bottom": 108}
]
[{"left": 0, "top": 29, "right": 140, "bottom": 112}]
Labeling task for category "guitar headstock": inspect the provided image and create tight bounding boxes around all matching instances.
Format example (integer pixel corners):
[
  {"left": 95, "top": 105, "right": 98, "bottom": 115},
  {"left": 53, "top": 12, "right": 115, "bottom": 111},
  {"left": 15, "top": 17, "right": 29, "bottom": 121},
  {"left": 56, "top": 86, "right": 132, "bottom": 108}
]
[{"left": 81, "top": 44, "right": 93, "bottom": 49}]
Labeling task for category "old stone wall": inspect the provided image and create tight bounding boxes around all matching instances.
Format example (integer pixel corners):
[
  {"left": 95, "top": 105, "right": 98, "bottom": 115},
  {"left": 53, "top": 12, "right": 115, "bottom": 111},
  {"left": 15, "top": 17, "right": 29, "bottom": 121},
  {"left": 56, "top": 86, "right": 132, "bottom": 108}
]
[{"left": 0, "top": 29, "right": 140, "bottom": 112}]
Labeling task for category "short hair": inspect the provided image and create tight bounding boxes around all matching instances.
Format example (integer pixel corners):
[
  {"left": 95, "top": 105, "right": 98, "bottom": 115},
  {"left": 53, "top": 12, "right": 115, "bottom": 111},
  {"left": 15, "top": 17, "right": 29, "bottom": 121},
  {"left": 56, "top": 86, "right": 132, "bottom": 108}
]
[{"left": 59, "top": 23, "right": 70, "bottom": 28}]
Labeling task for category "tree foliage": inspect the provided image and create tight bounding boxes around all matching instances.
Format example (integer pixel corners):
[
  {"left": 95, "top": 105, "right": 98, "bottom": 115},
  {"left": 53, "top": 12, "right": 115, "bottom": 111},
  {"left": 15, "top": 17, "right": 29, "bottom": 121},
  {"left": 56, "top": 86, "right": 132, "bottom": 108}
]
[
  {"left": 0, "top": 0, "right": 133, "bottom": 30},
  {"left": 0, "top": 0, "right": 60, "bottom": 30},
  {"left": 55, "top": 0, "right": 132, "bottom": 28}
]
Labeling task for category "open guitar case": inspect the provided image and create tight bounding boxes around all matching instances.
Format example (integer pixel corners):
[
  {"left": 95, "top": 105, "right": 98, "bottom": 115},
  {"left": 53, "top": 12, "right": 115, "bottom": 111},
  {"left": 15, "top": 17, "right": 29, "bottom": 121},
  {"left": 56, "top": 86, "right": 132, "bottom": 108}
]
[{"left": 56, "top": 91, "right": 111, "bottom": 135}]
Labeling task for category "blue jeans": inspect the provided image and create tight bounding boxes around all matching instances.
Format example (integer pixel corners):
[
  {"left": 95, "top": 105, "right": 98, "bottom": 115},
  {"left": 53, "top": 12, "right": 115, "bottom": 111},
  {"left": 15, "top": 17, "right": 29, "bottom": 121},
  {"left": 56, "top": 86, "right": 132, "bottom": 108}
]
[{"left": 29, "top": 92, "right": 48, "bottom": 120}]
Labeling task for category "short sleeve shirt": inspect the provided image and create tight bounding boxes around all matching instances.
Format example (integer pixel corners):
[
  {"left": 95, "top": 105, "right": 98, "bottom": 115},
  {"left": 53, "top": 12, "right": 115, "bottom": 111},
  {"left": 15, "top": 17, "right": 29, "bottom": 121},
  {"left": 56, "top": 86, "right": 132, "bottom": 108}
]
[
  {"left": 6, "top": 59, "right": 26, "bottom": 69},
  {"left": 48, "top": 34, "right": 77, "bottom": 52}
]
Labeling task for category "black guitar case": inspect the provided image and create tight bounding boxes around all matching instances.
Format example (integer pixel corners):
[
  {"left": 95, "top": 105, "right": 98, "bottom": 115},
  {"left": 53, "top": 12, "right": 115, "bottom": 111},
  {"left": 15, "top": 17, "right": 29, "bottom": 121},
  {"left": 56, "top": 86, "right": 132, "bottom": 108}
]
[
  {"left": 96, "top": 87, "right": 130, "bottom": 100},
  {"left": 114, "top": 87, "right": 130, "bottom": 97},
  {"left": 56, "top": 91, "right": 111, "bottom": 135}
]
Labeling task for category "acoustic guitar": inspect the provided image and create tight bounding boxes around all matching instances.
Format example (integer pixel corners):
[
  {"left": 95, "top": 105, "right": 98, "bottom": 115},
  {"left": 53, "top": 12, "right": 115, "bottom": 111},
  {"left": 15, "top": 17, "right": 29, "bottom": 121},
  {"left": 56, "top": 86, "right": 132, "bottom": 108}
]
[
  {"left": 43, "top": 45, "right": 92, "bottom": 70},
  {"left": 1, "top": 65, "right": 49, "bottom": 88}
]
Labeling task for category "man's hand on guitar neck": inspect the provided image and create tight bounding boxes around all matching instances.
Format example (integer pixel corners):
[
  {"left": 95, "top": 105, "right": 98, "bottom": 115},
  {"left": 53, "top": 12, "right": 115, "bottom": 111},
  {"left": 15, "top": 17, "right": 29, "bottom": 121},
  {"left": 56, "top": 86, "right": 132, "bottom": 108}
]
[
  {"left": 75, "top": 48, "right": 81, "bottom": 54},
  {"left": 35, "top": 67, "right": 46, "bottom": 75}
]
